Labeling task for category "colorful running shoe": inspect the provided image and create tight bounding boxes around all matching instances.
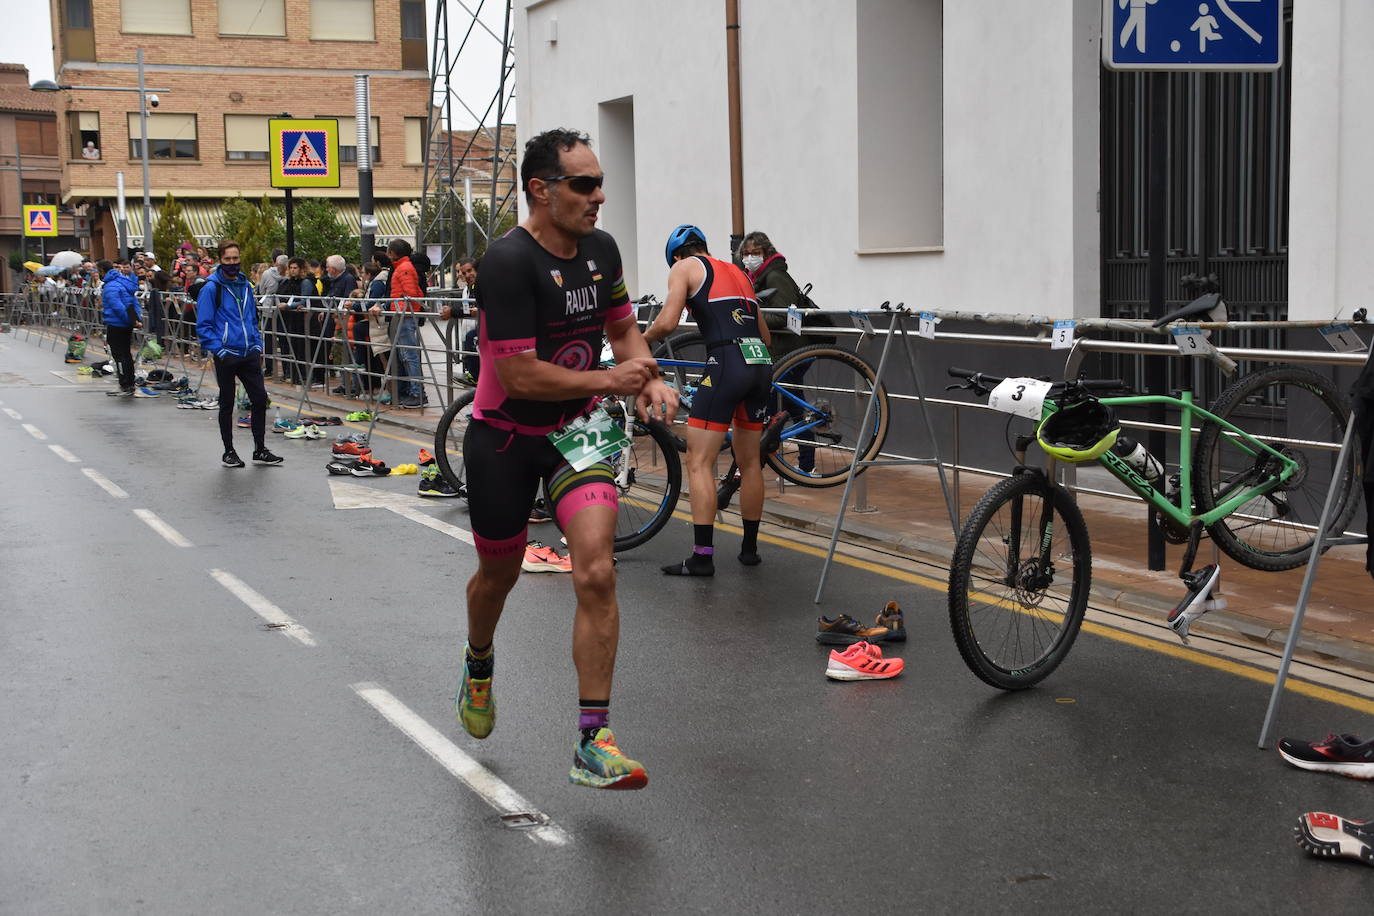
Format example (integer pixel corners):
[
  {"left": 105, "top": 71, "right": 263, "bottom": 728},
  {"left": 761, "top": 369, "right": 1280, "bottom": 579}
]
[
  {"left": 303, "top": 424, "right": 326, "bottom": 440},
  {"left": 874, "top": 601, "right": 906, "bottom": 642},
  {"left": 418, "top": 467, "right": 463, "bottom": 498},
  {"left": 815, "top": 614, "right": 893, "bottom": 646},
  {"left": 284, "top": 424, "right": 310, "bottom": 439},
  {"left": 272, "top": 418, "right": 300, "bottom": 434},
  {"left": 133, "top": 387, "right": 161, "bottom": 398},
  {"left": 346, "top": 410, "right": 375, "bottom": 422},
  {"left": 454, "top": 644, "right": 495, "bottom": 739},
  {"left": 569, "top": 728, "right": 648, "bottom": 790},
  {"left": 336, "top": 432, "right": 370, "bottom": 446},
  {"left": 347, "top": 455, "right": 390, "bottom": 477},
  {"left": 325, "top": 460, "right": 353, "bottom": 476},
  {"left": 522, "top": 541, "right": 572, "bottom": 573},
  {"left": 825, "top": 641, "right": 904, "bottom": 681},
  {"left": 332, "top": 441, "right": 373, "bottom": 458},
  {"left": 235, "top": 416, "right": 252, "bottom": 428},
  {"left": 1277, "top": 734, "right": 1374, "bottom": 779},
  {"left": 418, "top": 448, "right": 435, "bottom": 466},
  {"left": 1295, "top": 812, "right": 1374, "bottom": 866}
]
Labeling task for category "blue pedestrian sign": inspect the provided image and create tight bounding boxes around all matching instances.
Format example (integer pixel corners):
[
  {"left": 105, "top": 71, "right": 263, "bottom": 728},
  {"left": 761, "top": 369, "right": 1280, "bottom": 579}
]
[{"left": 1102, "top": 0, "right": 1283, "bottom": 71}]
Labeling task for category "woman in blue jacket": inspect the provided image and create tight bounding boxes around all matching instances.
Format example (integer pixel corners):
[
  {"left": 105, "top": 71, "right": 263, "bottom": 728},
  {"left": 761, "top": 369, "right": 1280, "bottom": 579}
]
[{"left": 196, "top": 240, "right": 283, "bottom": 469}]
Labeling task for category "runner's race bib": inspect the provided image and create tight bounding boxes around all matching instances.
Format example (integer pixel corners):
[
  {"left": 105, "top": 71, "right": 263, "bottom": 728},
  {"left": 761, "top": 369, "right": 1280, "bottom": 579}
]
[
  {"left": 547, "top": 407, "right": 631, "bottom": 472},
  {"left": 737, "top": 337, "right": 772, "bottom": 365}
]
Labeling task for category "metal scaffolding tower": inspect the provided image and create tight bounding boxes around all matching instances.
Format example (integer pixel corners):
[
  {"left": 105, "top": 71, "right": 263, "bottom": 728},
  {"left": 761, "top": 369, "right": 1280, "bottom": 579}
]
[{"left": 416, "top": 0, "right": 519, "bottom": 287}]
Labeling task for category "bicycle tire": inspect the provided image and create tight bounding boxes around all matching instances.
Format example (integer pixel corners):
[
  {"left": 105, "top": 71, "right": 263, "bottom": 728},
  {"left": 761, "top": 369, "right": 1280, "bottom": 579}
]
[
  {"left": 433, "top": 389, "right": 476, "bottom": 491},
  {"left": 1193, "top": 365, "right": 1359, "bottom": 572},
  {"left": 766, "top": 344, "right": 889, "bottom": 488},
  {"left": 948, "top": 471, "right": 1091, "bottom": 690},
  {"left": 610, "top": 417, "right": 683, "bottom": 552}
]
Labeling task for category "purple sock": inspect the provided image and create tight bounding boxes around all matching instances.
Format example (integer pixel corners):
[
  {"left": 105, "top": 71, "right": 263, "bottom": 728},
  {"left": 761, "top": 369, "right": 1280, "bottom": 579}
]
[
  {"left": 578, "top": 701, "right": 609, "bottom": 732},
  {"left": 693, "top": 545, "right": 714, "bottom": 556}
]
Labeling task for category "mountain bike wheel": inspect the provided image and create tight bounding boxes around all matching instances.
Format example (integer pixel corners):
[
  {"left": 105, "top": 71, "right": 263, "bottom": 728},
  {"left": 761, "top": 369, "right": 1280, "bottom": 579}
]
[
  {"left": 611, "top": 417, "right": 682, "bottom": 552},
  {"left": 433, "top": 389, "right": 476, "bottom": 491},
  {"left": 1193, "top": 365, "right": 1359, "bottom": 571},
  {"left": 948, "top": 471, "right": 1091, "bottom": 690},
  {"left": 766, "top": 344, "right": 888, "bottom": 487}
]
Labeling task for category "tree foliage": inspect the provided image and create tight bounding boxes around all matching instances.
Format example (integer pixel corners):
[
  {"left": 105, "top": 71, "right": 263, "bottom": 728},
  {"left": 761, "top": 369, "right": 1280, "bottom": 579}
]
[
  {"left": 215, "top": 195, "right": 284, "bottom": 267},
  {"left": 152, "top": 193, "right": 195, "bottom": 267},
  {"left": 415, "top": 193, "right": 516, "bottom": 262},
  {"left": 288, "top": 197, "right": 354, "bottom": 264}
]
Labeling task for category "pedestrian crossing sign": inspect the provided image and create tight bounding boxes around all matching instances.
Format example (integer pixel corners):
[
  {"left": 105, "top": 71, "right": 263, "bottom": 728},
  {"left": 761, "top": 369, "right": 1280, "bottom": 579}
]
[
  {"left": 269, "top": 118, "right": 340, "bottom": 188},
  {"left": 23, "top": 205, "right": 58, "bottom": 237}
]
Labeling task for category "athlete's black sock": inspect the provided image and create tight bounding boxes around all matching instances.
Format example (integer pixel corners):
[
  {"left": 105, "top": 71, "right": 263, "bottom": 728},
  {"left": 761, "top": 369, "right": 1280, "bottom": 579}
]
[
  {"left": 693, "top": 524, "right": 714, "bottom": 550},
  {"left": 579, "top": 699, "right": 609, "bottom": 744},
  {"left": 739, "top": 519, "right": 761, "bottom": 564},
  {"left": 663, "top": 549, "right": 715, "bottom": 576},
  {"left": 466, "top": 641, "right": 494, "bottom": 679}
]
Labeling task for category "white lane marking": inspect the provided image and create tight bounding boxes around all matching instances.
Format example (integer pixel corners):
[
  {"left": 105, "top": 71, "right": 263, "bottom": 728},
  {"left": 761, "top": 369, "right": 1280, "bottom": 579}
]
[
  {"left": 49, "top": 444, "right": 80, "bottom": 463},
  {"left": 351, "top": 682, "right": 570, "bottom": 847},
  {"left": 208, "top": 568, "right": 317, "bottom": 647},
  {"left": 22, "top": 423, "right": 47, "bottom": 440},
  {"left": 390, "top": 505, "right": 475, "bottom": 545},
  {"left": 133, "top": 508, "right": 194, "bottom": 548},
  {"left": 83, "top": 468, "right": 129, "bottom": 499},
  {"left": 3, "top": 407, "right": 20, "bottom": 420}
]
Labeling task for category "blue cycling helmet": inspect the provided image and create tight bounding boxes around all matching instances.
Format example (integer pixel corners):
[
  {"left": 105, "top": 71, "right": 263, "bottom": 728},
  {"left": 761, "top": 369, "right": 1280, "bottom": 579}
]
[{"left": 664, "top": 224, "right": 706, "bottom": 266}]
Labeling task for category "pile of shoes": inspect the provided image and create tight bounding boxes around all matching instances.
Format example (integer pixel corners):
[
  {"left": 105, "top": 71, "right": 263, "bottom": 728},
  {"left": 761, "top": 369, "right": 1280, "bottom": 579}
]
[
  {"left": 818, "top": 602, "right": 906, "bottom": 681},
  {"left": 1281, "top": 733, "right": 1374, "bottom": 867},
  {"left": 325, "top": 433, "right": 389, "bottom": 476},
  {"left": 417, "top": 448, "right": 463, "bottom": 498}
]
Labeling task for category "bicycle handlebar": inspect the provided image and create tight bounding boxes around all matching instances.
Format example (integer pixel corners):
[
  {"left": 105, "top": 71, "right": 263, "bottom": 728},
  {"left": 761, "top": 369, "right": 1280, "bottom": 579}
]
[{"left": 946, "top": 367, "right": 1125, "bottom": 395}]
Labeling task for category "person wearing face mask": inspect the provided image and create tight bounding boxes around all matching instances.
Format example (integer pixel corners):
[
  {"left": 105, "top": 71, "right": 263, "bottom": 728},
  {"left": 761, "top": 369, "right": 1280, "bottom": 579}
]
[{"left": 197, "top": 240, "right": 283, "bottom": 469}]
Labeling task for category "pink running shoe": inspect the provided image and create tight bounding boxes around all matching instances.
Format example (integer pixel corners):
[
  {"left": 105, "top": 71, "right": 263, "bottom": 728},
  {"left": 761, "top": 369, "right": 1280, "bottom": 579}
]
[{"left": 825, "top": 641, "right": 904, "bottom": 681}]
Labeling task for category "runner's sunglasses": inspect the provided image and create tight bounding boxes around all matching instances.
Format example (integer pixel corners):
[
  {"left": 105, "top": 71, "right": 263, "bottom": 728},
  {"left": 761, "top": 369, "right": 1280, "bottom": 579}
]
[{"left": 541, "top": 174, "right": 604, "bottom": 194}]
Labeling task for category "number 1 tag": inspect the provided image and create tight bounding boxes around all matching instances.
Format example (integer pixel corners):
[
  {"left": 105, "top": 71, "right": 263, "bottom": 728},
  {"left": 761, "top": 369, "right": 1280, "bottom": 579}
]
[
  {"left": 547, "top": 407, "right": 631, "bottom": 472},
  {"left": 1051, "top": 319, "right": 1075, "bottom": 350},
  {"left": 1319, "top": 322, "right": 1367, "bottom": 353},
  {"left": 1171, "top": 325, "right": 1216, "bottom": 357},
  {"left": 785, "top": 305, "right": 803, "bottom": 336},
  {"left": 987, "top": 377, "right": 1053, "bottom": 420},
  {"left": 917, "top": 311, "right": 937, "bottom": 339}
]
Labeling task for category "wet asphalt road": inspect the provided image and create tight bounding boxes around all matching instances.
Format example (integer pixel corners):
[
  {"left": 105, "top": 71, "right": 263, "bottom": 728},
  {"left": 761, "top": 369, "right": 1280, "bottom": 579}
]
[{"left": 2, "top": 335, "right": 1374, "bottom": 915}]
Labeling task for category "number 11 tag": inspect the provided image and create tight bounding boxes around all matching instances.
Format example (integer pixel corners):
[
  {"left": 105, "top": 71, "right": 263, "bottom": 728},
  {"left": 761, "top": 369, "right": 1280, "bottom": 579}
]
[
  {"left": 785, "top": 306, "right": 803, "bottom": 336},
  {"left": 547, "top": 407, "right": 631, "bottom": 472}
]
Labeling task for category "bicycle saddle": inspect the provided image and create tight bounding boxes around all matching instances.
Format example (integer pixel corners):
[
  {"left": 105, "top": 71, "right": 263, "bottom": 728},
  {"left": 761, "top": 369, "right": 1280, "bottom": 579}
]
[{"left": 1151, "top": 292, "right": 1227, "bottom": 328}]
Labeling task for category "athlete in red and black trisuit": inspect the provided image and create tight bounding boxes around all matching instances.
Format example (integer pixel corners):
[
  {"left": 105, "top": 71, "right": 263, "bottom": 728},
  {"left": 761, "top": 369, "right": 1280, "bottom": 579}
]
[
  {"left": 643, "top": 225, "right": 772, "bottom": 576},
  {"left": 455, "top": 128, "right": 677, "bottom": 791}
]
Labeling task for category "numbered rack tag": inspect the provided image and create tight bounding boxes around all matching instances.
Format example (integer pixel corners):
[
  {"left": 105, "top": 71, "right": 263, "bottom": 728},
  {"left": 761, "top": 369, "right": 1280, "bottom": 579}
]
[
  {"left": 1171, "top": 325, "right": 1216, "bottom": 357},
  {"left": 1319, "top": 322, "right": 1367, "bottom": 353},
  {"left": 547, "top": 407, "right": 631, "bottom": 472},
  {"left": 737, "top": 337, "right": 773, "bottom": 365},
  {"left": 849, "top": 310, "right": 876, "bottom": 336},
  {"left": 917, "top": 311, "right": 937, "bottom": 339},
  {"left": 785, "top": 305, "right": 803, "bottom": 336},
  {"left": 1051, "top": 319, "right": 1076, "bottom": 350},
  {"left": 987, "top": 377, "right": 1053, "bottom": 421}
]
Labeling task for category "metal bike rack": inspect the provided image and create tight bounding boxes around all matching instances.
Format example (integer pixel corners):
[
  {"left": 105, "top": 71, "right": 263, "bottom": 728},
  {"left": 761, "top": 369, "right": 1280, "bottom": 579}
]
[{"left": 814, "top": 306, "right": 959, "bottom": 603}]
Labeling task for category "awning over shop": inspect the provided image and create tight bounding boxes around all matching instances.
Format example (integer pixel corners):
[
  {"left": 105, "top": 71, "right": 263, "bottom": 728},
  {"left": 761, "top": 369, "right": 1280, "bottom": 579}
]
[{"left": 123, "top": 199, "right": 416, "bottom": 247}]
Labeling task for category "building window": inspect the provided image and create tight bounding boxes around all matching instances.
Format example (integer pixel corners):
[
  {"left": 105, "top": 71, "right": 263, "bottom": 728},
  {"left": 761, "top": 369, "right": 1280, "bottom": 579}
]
[
  {"left": 224, "top": 115, "right": 271, "bottom": 160},
  {"left": 121, "top": 0, "right": 192, "bottom": 35},
  {"left": 23, "top": 181, "right": 62, "bottom": 206},
  {"left": 64, "top": 0, "right": 96, "bottom": 58},
  {"left": 128, "top": 112, "right": 198, "bottom": 160},
  {"left": 855, "top": 0, "right": 943, "bottom": 250},
  {"left": 17, "top": 119, "right": 59, "bottom": 157},
  {"left": 70, "top": 111, "right": 101, "bottom": 160},
  {"left": 401, "top": 0, "right": 426, "bottom": 69},
  {"left": 219, "top": 0, "right": 286, "bottom": 37},
  {"left": 310, "top": 0, "right": 374, "bottom": 41},
  {"left": 325, "top": 115, "right": 381, "bottom": 163},
  {"left": 403, "top": 117, "right": 426, "bottom": 164}
]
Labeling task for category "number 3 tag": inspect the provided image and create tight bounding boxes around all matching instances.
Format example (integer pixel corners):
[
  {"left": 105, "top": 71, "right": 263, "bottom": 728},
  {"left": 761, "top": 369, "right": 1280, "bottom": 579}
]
[
  {"left": 547, "top": 407, "right": 631, "bottom": 472},
  {"left": 1171, "top": 325, "right": 1216, "bottom": 357},
  {"left": 987, "top": 377, "right": 1053, "bottom": 420}
]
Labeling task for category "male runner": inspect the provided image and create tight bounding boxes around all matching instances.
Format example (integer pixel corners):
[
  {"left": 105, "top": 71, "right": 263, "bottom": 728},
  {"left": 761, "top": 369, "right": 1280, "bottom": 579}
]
[
  {"left": 643, "top": 225, "right": 772, "bottom": 576},
  {"left": 457, "top": 128, "right": 677, "bottom": 790}
]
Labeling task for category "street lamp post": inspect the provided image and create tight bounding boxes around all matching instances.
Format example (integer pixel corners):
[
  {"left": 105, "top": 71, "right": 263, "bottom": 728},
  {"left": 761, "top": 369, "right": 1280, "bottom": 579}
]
[{"left": 30, "top": 48, "right": 169, "bottom": 259}]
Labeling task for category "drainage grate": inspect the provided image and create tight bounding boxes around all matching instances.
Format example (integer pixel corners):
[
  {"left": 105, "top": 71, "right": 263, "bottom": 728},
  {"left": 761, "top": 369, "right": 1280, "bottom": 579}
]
[{"left": 498, "top": 812, "right": 549, "bottom": 829}]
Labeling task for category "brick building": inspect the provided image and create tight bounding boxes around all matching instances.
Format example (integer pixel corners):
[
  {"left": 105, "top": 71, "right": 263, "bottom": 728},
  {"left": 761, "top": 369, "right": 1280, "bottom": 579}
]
[
  {"left": 48, "top": 0, "right": 431, "bottom": 258},
  {"left": 0, "top": 64, "right": 80, "bottom": 292}
]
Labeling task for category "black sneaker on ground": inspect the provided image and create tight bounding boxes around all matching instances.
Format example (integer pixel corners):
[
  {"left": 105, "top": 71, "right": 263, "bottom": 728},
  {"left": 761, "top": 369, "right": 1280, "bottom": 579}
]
[
  {"left": 222, "top": 451, "right": 245, "bottom": 468},
  {"left": 252, "top": 449, "right": 284, "bottom": 466},
  {"left": 874, "top": 601, "right": 907, "bottom": 642},
  {"left": 529, "top": 500, "right": 553, "bottom": 523},
  {"left": 399, "top": 396, "right": 424, "bottom": 409},
  {"left": 418, "top": 471, "right": 463, "bottom": 498},
  {"left": 1295, "top": 812, "right": 1374, "bottom": 866},
  {"left": 1277, "top": 734, "right": 1374, "bottom": 779},
  {"left": 106, "top": 387, "right": 134, "bottom": 397}
]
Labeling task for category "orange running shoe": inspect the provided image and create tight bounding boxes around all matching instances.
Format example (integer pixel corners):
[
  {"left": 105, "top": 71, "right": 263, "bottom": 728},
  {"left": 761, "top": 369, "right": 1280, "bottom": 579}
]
[
  {"left": 332, "top": 441, "right": 373, "bottom": 458},
  {"left": 825, "top": 641, "right": 904, "bottom": 681},
  {"left": 522, "top": 540, "right": 572, "bottom": 573},
  {"left": 418, "top": 448, "right": 435, "bottom": 466}
]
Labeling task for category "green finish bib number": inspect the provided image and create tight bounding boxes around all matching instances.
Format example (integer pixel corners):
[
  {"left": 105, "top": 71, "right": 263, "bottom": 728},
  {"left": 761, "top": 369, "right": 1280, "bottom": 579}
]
[
  {"left": 737, "top": 337, "right": 772, "bottom": 365},
  {"left": 547, "top": 407, "right": 631, "bottom": 472}
]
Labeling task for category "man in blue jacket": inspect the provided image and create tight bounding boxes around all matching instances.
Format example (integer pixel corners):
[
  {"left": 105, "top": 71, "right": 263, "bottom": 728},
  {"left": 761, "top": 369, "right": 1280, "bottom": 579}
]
[
  {"left": 196, "top": 240, "right": 283, "bottom": 468},
  {"left": 100, "top": 257, "right": 141, "bottom": 397}
]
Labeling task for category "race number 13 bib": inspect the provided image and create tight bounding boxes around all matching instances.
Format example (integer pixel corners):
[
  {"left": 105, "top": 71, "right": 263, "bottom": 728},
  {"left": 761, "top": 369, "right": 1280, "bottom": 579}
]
[
  {"left": 737, "top": 337, "right": 772, "bottom": 365},
  {"left": 547, "top": 407, "right": 631, "bottom": 472}
]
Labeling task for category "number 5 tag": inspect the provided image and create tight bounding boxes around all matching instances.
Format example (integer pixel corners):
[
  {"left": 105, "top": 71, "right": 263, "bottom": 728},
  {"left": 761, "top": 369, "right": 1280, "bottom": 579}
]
[
  {"left": 987, "top": 377, "right": 1053, "bottom": 420},
  {"left": 1051, "top": 319, "right": 1075, "bottom": 350}
]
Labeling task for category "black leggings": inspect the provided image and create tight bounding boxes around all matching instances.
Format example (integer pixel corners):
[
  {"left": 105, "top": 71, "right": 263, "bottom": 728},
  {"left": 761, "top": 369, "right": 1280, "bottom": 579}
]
[
  {"left": 106, "top": 325, "right": 135, "bottom": 390},
  {"left": 214, "top": 353, "right": 268, "bottom": 452}
]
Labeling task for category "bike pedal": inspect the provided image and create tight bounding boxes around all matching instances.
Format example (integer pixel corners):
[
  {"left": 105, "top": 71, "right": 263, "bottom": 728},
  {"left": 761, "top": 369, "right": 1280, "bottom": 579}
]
[{"left": 1166, "top": 563, "right": 1222, "bottom": 644}]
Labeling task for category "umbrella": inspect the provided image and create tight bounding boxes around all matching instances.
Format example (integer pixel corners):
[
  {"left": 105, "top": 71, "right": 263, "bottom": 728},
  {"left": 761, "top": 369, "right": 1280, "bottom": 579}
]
[
  {"left": 22, "top": 261, "right": 42, "bottom": 273},
  {"left": 49, "top": 250, "right": 84, "bottom": 270},
  {"left": 36, "top": 265, "right": 68, "bottom": 276}
]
